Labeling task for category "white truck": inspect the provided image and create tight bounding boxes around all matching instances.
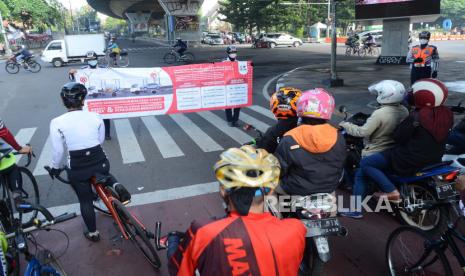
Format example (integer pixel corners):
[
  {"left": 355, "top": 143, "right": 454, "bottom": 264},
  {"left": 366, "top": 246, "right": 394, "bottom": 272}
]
[{"left": 41, "top": 34, "right": 106, "bottom": 67}]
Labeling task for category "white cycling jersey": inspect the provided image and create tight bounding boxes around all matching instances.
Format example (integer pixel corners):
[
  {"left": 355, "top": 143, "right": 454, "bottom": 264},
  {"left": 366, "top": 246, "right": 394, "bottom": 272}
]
[{"left": 50, "top": 110, "right": 105, "bottom": 169}]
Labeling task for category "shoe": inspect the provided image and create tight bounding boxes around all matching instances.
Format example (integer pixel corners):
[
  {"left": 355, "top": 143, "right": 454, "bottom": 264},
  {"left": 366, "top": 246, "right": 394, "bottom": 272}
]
[
  {"left": 228, "top": 122, "right": 234, "bottom": 127},
  {"left": 231, "top": 121, "right": 239, "bottom": 127},
  {"left": 84, "top": 230, "right": 100, "bottom": 242},
  {"left": 373, "top": 191, "right": 402, "bottom": 203},
  {"left": 113, "top": 183, "right": 131, "bottom": 204},
  {"left": 339, "top": 211, "right": 363, "bottom": 219},
  {"left": 105, "top": 135, "right": 111, "bottom": 140}
]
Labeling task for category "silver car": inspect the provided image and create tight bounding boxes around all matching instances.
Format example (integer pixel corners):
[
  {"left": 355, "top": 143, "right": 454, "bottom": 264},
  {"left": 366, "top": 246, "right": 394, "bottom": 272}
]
[{"left": 264, "top": 33, "right": 303, "bottom": 48}]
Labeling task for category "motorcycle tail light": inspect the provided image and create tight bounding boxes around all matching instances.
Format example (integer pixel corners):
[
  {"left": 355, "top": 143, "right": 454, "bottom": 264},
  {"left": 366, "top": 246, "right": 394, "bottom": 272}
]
[{"left": 442, "top": 171, "right": 459, "bottom": 182}]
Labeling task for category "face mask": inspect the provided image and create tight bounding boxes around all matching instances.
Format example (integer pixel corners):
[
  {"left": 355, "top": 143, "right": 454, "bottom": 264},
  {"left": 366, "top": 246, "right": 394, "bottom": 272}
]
[
  {"left": 420, "top": 39, "right": 428, "bottom": 45},
  {"left": 229, "top": 53, "right": 237, "bottom": 59},
  {"left": 88, "top": 60, "right": 98, "bottom": 67}
]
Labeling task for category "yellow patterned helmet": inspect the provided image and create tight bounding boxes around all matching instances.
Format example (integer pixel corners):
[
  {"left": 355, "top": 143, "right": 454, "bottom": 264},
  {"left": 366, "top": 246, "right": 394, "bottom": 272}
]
[
  {"left": 214, "top": 145, "right": 281, "bottom": 190},
  {"left": 270, "top": 87, "right": 302, "bottom": 119}
]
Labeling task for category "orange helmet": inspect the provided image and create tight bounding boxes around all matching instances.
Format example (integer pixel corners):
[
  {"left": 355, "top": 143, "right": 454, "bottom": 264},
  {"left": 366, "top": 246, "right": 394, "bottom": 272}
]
[{"left": 270, "top": 87, "right": 302, "bottom": 119}]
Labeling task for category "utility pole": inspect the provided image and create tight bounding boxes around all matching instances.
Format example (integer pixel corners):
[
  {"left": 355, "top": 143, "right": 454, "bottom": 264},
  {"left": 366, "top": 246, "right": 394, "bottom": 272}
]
[
  {"left": 326, "top": 0, "right": 343, "bottom": 87},
  {"left": 0, "top": 11, "right": 11, "bottom": 55},
  {"left": 69, "top": 0, "right": 75, "bottom": 32}
]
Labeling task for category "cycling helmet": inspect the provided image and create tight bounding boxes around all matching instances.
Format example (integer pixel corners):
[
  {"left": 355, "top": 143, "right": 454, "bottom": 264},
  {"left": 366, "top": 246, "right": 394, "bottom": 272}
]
[
  {"left": 86, "top": 51, "right": 98, "bottom": 59},
  {"left": 226, "top": 45, "right": 237, "bottom": 54},
  {"left": 412, "top": 78, "right": 448, "bottom": 108},
  {"left": 297, "top": 88, "right": 335, "bottom": 120},
  {"left": 270, "top": 87, "right": 302, "bottom": 119},
  {"left": 61, "top": 82, "right": 87, "bottom": 108},
  {"left": 419, "top": 31, "right": 431, "bottom": 40},
  {"left": 368, "top": 80, "right": 406, "bottom": 104},
  {"left": 214, "top": 145, "right": 280, "bottom": 190}
]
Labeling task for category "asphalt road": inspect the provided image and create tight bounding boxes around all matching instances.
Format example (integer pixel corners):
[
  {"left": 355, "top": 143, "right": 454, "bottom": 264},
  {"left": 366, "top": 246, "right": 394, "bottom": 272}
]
[{"left": 0, "top": 39, "right": 463, "bottom": 210}]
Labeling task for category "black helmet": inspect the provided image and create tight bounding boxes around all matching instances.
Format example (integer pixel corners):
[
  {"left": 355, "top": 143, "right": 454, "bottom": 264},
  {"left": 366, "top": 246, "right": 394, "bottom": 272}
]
[
  {"left": 419, "top": 31, "right": 431, "bottom": 40},
  {"left": 226, "top": 45, "right": 237, "bottom": 54},
  {"left": 61, "top": 82, "right": 87, "bottom": 108},
  {"left": 86, "top": 51, "right": 98, "bottom": 60}
]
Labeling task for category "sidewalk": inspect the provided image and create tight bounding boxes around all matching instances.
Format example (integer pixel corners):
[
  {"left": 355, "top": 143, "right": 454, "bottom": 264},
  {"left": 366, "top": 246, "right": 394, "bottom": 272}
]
[{"left": 275, "top": 58, "right": 465, "bottom": 114}]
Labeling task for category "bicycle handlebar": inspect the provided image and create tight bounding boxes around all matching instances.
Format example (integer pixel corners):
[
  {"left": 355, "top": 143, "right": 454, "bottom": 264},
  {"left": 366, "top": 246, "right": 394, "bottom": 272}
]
[
  {"left": 16, "top": 202, "right": 54, "bottom": 222},
  {"left": 5, "top": 212, "right": 77, "bottom": 239},
  {"left": 43, "top": 166, "right": 72, "bottom": 185}
]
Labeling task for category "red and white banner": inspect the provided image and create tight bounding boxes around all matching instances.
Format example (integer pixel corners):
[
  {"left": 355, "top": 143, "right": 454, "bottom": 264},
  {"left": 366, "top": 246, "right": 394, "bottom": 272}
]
[{"left": 75, "top": 61, "right": 253, "bottom": 119}]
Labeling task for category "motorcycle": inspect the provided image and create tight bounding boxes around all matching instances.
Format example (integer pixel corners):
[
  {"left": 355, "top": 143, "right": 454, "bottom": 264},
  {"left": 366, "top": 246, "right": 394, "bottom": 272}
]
[
  {"left": 338, "top": 105, "right": 460, "bottom": 234},
  {"left": 442, "top": 100, "right": 465, "bottom": 173}
]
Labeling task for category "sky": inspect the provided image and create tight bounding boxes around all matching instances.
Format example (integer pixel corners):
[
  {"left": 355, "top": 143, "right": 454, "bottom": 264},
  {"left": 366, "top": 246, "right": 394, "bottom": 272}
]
[{"left": 59, "top": 0, "right": 108, "bottom": 20}]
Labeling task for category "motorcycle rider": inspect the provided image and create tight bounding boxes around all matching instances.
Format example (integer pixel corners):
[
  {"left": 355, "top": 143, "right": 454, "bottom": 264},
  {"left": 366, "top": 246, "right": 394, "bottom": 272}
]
[
  {"left": 339, "top": 80, "right": 409, "bottom": 219},
  {"left": 48, "top": 82, "right": 131, "bottom": 242},
  {"left": 255, "top": 87, "right": 302, "bottom": 153},
  {"left": 406, "top": 31, "right": 439, "bottom": 84},
  {"left": 274, "top": 88, "right": 346, "bottom": 195},
  {"left": 173, "top": 37, "right": 187, "bottom": 58},
  {"left": 224, "top": 45, "right": 241, "bottom": 127},
  {"left": 68, "top": 51, "right": 112, "bottom": 140},
  {"left": 360, "top": 79, "right": 453, "bottom": 202},
  {"left": 167, "top": 145, "right": 306, "bottom": 275}
]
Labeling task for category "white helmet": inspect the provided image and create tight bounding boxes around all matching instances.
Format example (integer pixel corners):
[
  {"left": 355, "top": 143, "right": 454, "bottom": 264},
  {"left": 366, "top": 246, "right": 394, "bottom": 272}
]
[{"left": 369, "top": 80, "right": 406, "bottom": 104}]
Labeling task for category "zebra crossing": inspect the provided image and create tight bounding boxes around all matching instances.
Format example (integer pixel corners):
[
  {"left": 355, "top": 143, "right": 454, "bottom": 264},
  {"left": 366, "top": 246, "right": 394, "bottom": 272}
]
[{"left": 13, "top": 106, "right": 275, "bottom": 177}]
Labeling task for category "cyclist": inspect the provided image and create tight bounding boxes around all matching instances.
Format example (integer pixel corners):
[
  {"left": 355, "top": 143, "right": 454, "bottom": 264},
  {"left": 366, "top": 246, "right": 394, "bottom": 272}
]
[
  {"left": 0, "top": 118, "right": 32, "bottom": 199},
  {"left": 363, "top": 33, "right": 376, "bottom": 48},
  {"left": 106, "top": 37, "right": 120, "bottom": 66},
  {"left": 167, "top": 145, "right": 306, "bottom": 275},
  {"left": 48, "top": 82, "right": 130, "bottom": 242},
  {"left": 339, "top": 80, "right": 408, "bottom": 219},
  {"left": 255, "top": 87, "right": 302, "bottom": 153},
  {"left": 224, "top": 45, "right": 241, "bottom": 127},
  {"left": 13, "top": 45, "right": 32, "bottom": 69},
  {"left": 173, "top": 37, "right": 187, "bottom": 58},
  {"left": 68, "top": 51, "right": 112, "bottom": 140},
  {"left": 274, "top": 88, "right": 346, "bottom": 195}
]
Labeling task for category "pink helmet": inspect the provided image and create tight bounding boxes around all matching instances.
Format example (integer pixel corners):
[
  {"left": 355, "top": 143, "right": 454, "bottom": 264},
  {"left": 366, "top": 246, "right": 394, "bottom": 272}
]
[{"left": 297, "top": 88, "right": 335, "bottom": 120}]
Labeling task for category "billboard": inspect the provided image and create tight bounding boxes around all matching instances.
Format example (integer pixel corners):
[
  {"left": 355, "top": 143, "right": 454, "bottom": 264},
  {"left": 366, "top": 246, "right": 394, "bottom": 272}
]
[{"left": 355, "top": 0, "right": 440, "bottom": 20}]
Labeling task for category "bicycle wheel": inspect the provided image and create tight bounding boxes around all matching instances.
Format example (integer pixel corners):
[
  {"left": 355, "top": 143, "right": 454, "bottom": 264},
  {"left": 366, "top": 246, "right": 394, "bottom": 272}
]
[
  {"left": 118, "top": 55, "right": 129, "bottom": 68},
  {"left": 98, "top": 57, "right": 109, "bottom": 68},
  {"left": 36, "top": 249, "right": 67, "bottom": 276},
  {"left": 182, "top": 52, "right": 195, "bottom": 64},
  {"left": 370, "top": 47, "right": 380, "bottom": 56},
  {"left": 163, "top": 53, "right": 176, "bottom": 64},
  {"left": 345, "top": 47, "right": 352, "bottom": 56},
  {"left": 358, "top": 47, "right": 367, "bottom": 57},
  {"left": 27, "top": 61, "right": 41, "bottom": 73},
  {"left": 5, "top": 63, "right": 19, "bottom": 74},
  {"left": 386, "top": 226, "right": 452, "bottom": 276},
  {"left": 113, "top": 200, "right": 161, "bottom": 268},
  {"left": 17, "top": 167, "right": 40, "bottom": 227}
]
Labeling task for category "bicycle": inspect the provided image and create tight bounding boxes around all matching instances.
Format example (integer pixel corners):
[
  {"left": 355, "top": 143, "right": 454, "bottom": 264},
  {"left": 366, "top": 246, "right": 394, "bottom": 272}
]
[
  {"left": 358, "top": 43, "right": 379, "bottom": 57},
  {"left": 3, "top": 203, "right": 76, "bottom": 276},
  {"left": 386, "top": 198, "right": 464, "bottom": 275},
  {"left": 0, "top": 144, "right": 39, "bottom": 229},
  {"left": 43, "top": 166, "right": 161, "bottom": 269},
  {"left": 345, "top": 43, "right": 362, "bottom": 56},
  {"left": 163, "top": 48, "right": 195, "bottom": 64},
  {"left": 5, "top": 56, "right": 41, "bottom": 74},
  {"left": 98, "top": 50, "right": 129, "bottom": 68}
]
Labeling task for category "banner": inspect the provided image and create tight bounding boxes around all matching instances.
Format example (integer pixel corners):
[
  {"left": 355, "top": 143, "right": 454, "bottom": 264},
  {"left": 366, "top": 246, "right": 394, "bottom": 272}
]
[{"left": 75, "top": 61, "right": 253, "bottom": 119}]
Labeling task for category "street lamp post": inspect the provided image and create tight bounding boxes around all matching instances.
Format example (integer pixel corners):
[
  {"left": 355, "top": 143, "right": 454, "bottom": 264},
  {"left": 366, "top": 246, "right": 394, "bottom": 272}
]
[
  {"left": 325, "top": 0, "right": 343, "bottom": 87},
  {"left": 0, "top": 11, "right": 11, "bottom": 55}
]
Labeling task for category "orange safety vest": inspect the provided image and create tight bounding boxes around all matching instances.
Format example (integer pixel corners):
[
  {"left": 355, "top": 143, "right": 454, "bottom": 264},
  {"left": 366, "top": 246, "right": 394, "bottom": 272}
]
[{"left": 411, "top": 46, "right": 435, "bottom": 67}]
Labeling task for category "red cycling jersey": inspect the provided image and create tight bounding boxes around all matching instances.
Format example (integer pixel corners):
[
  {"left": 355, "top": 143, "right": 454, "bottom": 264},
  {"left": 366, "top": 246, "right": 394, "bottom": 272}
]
[
  {"left": 169, "top": 211, "right": 306, "bottom": 276},
  {"left": 0, "top": 120, "right": 21, "bottom": 151}
]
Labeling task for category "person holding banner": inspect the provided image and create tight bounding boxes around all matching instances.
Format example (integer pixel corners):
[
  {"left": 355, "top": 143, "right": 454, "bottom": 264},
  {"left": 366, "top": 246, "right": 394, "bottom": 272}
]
[
  {"left": 224, "top": 46, "right": 241, "bottom": 127},
  {"left": 68, "top": 52, "right": 112, "bottom": 140}
]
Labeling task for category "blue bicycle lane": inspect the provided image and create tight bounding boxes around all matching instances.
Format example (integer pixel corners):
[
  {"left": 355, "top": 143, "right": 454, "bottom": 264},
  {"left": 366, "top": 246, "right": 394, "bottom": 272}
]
[{"left": 31, "top": 190, "right": 465, "bottom": 276}]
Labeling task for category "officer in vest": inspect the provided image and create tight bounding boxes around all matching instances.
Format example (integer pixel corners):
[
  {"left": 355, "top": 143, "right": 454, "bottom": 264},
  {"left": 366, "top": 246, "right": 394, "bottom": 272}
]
[
  {"left": 407, "top": 31, "right": 439, "bottom": 85},
  {"left": 224, "top": 46, "right": 241, "bottom": 127}
]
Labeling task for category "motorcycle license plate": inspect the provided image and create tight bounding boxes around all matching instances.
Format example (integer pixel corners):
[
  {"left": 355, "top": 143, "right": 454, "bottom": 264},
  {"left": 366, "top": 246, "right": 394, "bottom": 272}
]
[
  {"left": 303, "top": 218, "right": 341, "bottom": 238},
  {"left": 435, "top": 183, "right": 455, "bottom": 200}
]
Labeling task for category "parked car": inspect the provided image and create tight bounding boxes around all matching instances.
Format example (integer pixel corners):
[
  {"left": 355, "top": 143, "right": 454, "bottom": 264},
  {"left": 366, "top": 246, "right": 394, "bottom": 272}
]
[
  {"left": 205, "top": 34, "right": 224, "bottom": 45},
  {"left": 357, "top": 30, "right": 383, "bottom": 47},
  {"left": 230, "top": 32, "right": 245, "bottom": 44},
  {"left": 263, "top": 33, "right": 303, "bottom": 48}
]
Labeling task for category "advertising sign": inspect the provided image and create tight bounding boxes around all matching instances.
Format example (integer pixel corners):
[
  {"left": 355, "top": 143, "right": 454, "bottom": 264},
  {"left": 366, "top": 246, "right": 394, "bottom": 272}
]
[
  {"left": 75, "top": 61, "right": 253, "bottom": 119},
  {"left": 355, "top": 0, "right": 440, "bottom": 20}
]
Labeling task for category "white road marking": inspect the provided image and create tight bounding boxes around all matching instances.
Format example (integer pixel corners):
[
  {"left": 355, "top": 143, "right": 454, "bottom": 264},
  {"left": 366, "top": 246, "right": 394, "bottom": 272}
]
[
  {"left": 14, "top": 128, "right": 37, "bottom": 163},
  {"left": 445, "top": 81, "right": 465, "bottom": 93},
  {"left": 114, "top": 119, "right": 145, "bottom": 163},
  {"left": 46, "top": 181, "right": 219, "bottom": 217},
  {"left": 33, "top": 136, "right": 53, "bottom": 176},
  {"left": 198, "top": 111, "right": 252, "bottom": 145},
  {"left": 262, "top": 74, "right": 282, "bottom": 101},
  {"left": 171, "top": 114, "right": 223, "bottom": 152},
  {"left": 248, "top": 105, "right": 276, "bottom": 120},
  {"left": 141, "top": 116, "right": 184, "bottom": 158},
  {"left": 239, "top": 112, "right": 270, "bottom": 133}
]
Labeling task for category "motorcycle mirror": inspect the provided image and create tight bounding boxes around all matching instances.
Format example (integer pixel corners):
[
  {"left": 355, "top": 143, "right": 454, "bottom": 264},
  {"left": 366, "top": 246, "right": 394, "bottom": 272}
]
[{"left": 338, "top": 105, "right": 347, "bottom": 114}]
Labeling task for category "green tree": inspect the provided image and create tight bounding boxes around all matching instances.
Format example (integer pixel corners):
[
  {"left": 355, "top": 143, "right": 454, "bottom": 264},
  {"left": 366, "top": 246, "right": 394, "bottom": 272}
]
[
  {"left": 0, "top": 1, "right": 10, "bottom": 19},
  {"left": 439, "top": 0, "right": 465, "bottom": 28},
  {"left": 76, "top": 5, "right": 99, "bottom": 31},
  {"left": 103, "top": 17, "right": 127, "bottom": 32},
  {"left": 4, "top": 0, "right": 63, "bottom": 30}
]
